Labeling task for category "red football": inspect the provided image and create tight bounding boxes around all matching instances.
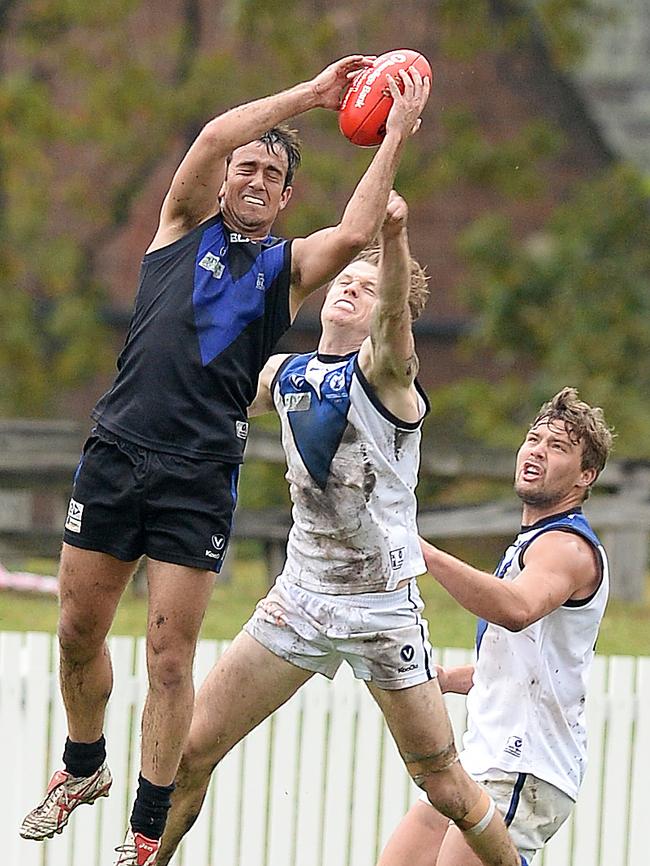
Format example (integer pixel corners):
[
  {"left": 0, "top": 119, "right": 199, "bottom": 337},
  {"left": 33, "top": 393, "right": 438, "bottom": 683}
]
[{"left": 338, "top": 49, "right": 432, "bottom": 147}]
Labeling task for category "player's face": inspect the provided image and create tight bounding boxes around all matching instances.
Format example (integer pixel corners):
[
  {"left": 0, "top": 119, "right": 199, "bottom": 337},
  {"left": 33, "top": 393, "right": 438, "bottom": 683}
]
[
  {"left": 514, "top": 419, "right": 595, "bottom": 509},
  {"left": 321, "top": 261, "right": 379, "bottom": 337},
  {"left": 220, "top": 141, "right": 292, "bottom": 236}
]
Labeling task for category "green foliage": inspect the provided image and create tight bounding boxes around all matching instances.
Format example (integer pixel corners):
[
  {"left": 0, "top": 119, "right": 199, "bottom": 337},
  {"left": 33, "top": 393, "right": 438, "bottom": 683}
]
[
  {"left": 429, "top": 165, "right": 650, "bottom": 455},
  {"left": 0, "top": 0, "right": 628, "bottom": 421}
]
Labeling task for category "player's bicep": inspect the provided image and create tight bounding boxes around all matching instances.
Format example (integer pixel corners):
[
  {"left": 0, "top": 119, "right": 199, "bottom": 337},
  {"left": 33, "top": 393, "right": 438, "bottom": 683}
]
[
  {"left": 157, "top": 127, "right": 228, "bottom": 235},
  {"left": 513, "top": 533, "right": 595, "bottom": 622},
  {"left": 290, "top": 227, "right": 365, "bottom": 310},
  {"left": 369, "top": 303, "right": 418, "bottom": 384}
]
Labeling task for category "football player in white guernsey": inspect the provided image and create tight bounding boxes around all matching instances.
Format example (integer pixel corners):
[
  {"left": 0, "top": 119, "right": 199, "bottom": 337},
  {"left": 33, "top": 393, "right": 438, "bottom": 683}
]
[
  {"left": 154, "top": 192, "right": 522, "bottom": 866},
  {"left": 378, "top": 388, "right": 614, "bottom": 866}
]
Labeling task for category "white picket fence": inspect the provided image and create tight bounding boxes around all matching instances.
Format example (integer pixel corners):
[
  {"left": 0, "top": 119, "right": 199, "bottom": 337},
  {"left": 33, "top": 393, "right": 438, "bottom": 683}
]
[{"left": 1, "top": 631, "right": 647, "bottom": 866}]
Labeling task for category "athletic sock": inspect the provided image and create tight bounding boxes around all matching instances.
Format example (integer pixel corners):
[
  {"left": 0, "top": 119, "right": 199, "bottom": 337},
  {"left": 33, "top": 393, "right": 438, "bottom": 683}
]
[
  {"left": 62, "top": 735, "right": 106, "bottom": 778},
  {"left": 130, "top": 774, "right": 175, "bottom": 840}
]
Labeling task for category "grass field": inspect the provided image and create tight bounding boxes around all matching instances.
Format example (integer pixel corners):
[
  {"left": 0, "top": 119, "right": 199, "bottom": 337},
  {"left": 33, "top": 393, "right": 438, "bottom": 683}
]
[{"left": 1, "top": 549, "right": 649, "bottom": 656}]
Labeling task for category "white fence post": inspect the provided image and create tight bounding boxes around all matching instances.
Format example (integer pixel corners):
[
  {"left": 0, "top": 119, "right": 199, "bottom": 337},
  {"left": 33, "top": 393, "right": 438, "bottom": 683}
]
[{"left": 2, "top": 632, "right": 645, "bottom": 866}]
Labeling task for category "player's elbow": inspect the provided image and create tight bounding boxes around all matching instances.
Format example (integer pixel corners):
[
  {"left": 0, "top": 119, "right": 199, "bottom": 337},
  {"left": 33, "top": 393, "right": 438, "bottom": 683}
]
[
  {"left": 499, "top": 604, "right": 534, "bottom": 632},
  {"left": 338, "top": 229, "right": 372, "bottom": 258}
]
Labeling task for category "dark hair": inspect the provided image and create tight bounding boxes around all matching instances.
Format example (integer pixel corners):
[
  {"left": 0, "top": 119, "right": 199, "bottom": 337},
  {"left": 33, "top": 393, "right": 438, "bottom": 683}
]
[
  {"left": 531, "top": 387, "right": 614, "bottom": 480},
  {"left": 259, "top": 126, "right": 302, "bottom": 188},
  {"left": 226, "top": 125, "right": 302, "bottom": 190}
]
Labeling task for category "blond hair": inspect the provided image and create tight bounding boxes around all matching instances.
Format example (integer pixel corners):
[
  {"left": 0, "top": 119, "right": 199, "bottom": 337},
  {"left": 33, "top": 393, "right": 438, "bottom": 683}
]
[{"left": 352, "top": 246, "right": 429, "bottom": 321}]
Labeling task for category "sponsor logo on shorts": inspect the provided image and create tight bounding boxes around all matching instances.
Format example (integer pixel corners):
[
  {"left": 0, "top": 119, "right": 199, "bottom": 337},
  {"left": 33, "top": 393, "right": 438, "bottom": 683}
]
[
  {"left": 390, "top": 547, "right": 405, "bottom": 570},
  {"left": 398, "top": 663, "right": 419, "bottom": 673},
  {"left": 236, "top": 420, "right": 249, "bottom": 440},
  {"left": 504, "top": 735, "right": 523, "bottom": 758},
  {"left": 284, "top": 392, "right": 311, "bottom": 412},
  {"left": 400, "top": 644, "right": 415, "bottom": 662},
  {"left": 205, "top": 533, "right": 226, "bottom": 560},
  {"left": 198, "top": 252, "right": 225, "bottom": 279},
  {"left": 65, "top": 498, "right": 84, "bottom": 533},
  {"left": 212, "top": 534, "right": 226, "bottom": 550}
]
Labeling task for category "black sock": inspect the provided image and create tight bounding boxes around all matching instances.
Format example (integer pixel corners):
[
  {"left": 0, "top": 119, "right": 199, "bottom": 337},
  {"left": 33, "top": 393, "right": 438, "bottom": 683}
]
[
  {"left": 130, "top": 774, "right": 175, "bottom": 840},
  {"left": 62, "top": 735, "right": 106, "bottom": 777}
]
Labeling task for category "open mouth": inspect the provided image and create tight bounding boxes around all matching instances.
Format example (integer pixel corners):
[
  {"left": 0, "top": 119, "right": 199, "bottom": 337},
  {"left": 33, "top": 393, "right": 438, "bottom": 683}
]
[
  {"left": 334, "top": 299, "right": 355, "bottom": 312},
  {"left": 521, "top": 461, "right": 543, "bottom": 481},
  {"left": 243, "top": 195, "right": 265, "bottom": 206}
]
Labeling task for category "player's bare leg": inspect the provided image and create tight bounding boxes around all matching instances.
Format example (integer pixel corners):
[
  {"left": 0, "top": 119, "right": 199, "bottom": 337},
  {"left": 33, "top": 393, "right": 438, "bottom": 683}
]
[
  {"left": 377, "top": 799, "right": 450, "bottom": 866},
  {"left": 58, "top": 544, "right": 138, "bottom": 740},
  {"left": 140, "top": 559, "right": 217, "bottom": 786},
  {"left": 20, "top": 545, "right": 136, "bottom": 841},
  {"left": 368, "top": 679, "right": 520, "bottom": 866},
  {"left": 437, "top": 823, "right": 490, "bottom": 866},
  {"left": 156, "top": 632, "right": 313, "bottom": 865}
]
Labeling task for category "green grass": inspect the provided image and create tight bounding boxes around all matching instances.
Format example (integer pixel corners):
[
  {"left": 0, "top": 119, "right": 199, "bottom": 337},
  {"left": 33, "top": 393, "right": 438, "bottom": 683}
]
[{"left": 1, "top": 551, "right": 649, "bottom": 656}]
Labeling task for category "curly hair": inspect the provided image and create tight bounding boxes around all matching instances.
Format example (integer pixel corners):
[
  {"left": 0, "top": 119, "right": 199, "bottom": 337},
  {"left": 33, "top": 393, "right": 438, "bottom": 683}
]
[{"left": 531, "top": 387, "right": 614, "bottom": 478}]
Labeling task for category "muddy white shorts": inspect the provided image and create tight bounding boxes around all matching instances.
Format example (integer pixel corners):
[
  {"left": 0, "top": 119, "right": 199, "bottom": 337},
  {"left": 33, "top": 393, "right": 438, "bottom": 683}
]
[
  {"left": 244, "top": 573, "right": 436, "bottom": 689},
  {"left": 420, "top": 767, "right": 574, "bottom": 861}
]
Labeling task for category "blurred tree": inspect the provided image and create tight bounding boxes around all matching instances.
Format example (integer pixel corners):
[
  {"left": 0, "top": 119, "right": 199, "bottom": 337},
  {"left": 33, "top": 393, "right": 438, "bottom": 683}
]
[{"left": 427, "top": 164, "right": 650, "bottom": 456}]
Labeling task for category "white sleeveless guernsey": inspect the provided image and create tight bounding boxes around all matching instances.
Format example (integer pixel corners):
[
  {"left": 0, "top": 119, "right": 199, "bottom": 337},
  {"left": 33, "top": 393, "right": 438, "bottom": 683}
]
[
  {"left": 271, "top": 351, "right": 428, "bottom": 594},
  {"left": 461, "top": 509, "right": 609, "bottom": 800}
]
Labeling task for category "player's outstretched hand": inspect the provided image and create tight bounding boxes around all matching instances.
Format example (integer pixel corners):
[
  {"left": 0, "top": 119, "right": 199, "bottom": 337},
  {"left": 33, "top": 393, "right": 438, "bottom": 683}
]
[
  {"left": 381, "top": 190, "right": 409, "bottom": 239},
  {"left": 310, "top": 55, "right": 375, "bottom": 110},
  {"left": 385, "top": 66, "right": 431, "bottom": 139}
]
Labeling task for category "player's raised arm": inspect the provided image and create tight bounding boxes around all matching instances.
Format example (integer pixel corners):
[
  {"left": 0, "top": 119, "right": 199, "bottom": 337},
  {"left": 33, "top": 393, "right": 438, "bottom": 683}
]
[
  {"left": 355, "top": 190, "right": 429, "bottom": 422},
  {"left": 150, "top": 55, "right": 374, "bottom": 251},
  {"left": 289, "top": 66, "right": 430, "bottom": 313}
]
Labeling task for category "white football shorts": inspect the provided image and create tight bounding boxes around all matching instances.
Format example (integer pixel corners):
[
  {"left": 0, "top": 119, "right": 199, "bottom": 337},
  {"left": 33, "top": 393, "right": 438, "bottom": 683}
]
[{"left": 244, "top": 573, "right": 436, "bottom": 689}]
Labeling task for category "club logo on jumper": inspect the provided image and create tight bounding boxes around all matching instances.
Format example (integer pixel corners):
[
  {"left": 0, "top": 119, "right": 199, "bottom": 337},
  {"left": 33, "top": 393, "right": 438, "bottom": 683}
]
[
  {"left": 198, "top": 252, "right": 225, "bottom": 279},
  {"left": 290, "top": 374, "right": 305, "bottom": 390},
  {"left": 389, "top": 547, "right": 405, "bottom": 570},
  {"left": 65, "top": 498, "right": 84, "bottom": 533},
  {"left": 504, "top": 735, "right": 523, "bottom": 758},
  {"left": 236, "top": 420, "right": 249, "bottom": 440},
  {"left": 256, "top": 272, "right": 265, "bottom": 291},
  {"left": 284, "top": 392, "right": 311, "bottom": 412},
  {"left": 328, "top": 370, "right": 346, "bottom": 392},
  {"left": 205, "top": 533, "right": 226, "bottom": 560}
]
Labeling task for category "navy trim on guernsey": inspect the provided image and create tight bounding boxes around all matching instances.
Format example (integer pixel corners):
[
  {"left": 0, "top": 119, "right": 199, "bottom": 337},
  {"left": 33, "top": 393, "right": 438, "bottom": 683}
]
[
  {"left": 504, "top": 773, "right": 527, "bottom": 826},
  {"left": 353, "top": 357, "right": 430, "bottom": 429},
  {"left": 516, "top": 508, "right": 604, "bottom": 607},
  {"left": 476, "top": 508, "right": 605, "bottom": 653},
  {"left": 91, "top": 215, "right": 292, "bottom": 462}
]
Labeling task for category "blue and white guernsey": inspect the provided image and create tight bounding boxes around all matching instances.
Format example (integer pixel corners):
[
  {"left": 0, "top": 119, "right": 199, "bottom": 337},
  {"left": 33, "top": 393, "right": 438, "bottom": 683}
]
[
  {"left": 461, "top": 508, "right": 609, "bottom": 800},
  {"left": 271, "top": 351, "right": 429, "bottom": 594}
]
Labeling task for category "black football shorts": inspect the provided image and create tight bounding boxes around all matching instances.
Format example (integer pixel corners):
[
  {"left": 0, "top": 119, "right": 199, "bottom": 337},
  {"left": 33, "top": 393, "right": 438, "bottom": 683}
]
[{"left": 62, "top": 426, "right": 239, "bottom": 572}]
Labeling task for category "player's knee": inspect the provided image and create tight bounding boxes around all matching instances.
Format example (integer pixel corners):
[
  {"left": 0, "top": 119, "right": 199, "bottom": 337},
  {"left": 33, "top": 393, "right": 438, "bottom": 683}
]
[
  {"left": 424, "top": 777, "right": 495, "bottom": 836},
  {"left": 147, "top": 639, "right": 194, "bottom": 691},
  {"left": 58, "top": 609, "right": 104, "bottom": 660}
]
